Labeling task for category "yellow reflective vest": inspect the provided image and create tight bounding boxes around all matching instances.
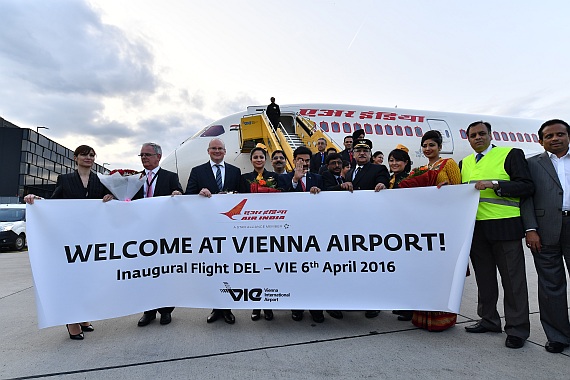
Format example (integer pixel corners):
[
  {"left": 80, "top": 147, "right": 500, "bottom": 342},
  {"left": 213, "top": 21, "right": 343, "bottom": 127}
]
[{"left": 461, "top": 147, "right": 520, "bottom": 221}]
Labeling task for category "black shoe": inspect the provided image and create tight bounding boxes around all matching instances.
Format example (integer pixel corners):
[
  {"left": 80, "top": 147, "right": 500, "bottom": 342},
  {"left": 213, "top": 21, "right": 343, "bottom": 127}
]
[
  {"left": 264, "top": 310, "right": 274, "bottom": 321},
  {"left": 397, "top": 311, "right": 413, "bottom": 321},
  {"left": 80, "top": 323, "right": 94, "bottom": 332},
  {"left": 251, "top": 309, "right": 261, "bottom": 321},
  {"left": 545, "top": 341, "right": 569, "bottom": 353},
  {"left": 138, "top": 313, "right": 156, "bottom": 327},
  {"left": 160, "top": 312, "right": 172, "bottom": 325},
  {"left": 464, "top": 321, "right": 501, "bottom": 333},
  {"left": 291, "top": 310, "right": 304, "bottom": 321},
  {"left": 66, "top": 324, "right": 84, "bottom": 340},
  {"left": 310, "top": 310, "right": 325, "bottom": 323},
  {"left": 223, "top": 311, "right": 235, "bottom": 324},
  {"left": 327, "top": 310, "right": 344, "bottom": 319},
  {"left": 505, "top": 335, "right": 525, "bottom": 349},
  {"left": 207, "top": 310, "right": 222, "bottom": 323},
  {"left": 365, "top": 310, "right": 380, "bottom": 318}
]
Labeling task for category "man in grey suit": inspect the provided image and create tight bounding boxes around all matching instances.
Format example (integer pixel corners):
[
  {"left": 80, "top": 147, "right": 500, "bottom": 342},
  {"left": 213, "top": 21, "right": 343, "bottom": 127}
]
[{"left": 521, "top": 119, "right": 570, "bottom": 354}]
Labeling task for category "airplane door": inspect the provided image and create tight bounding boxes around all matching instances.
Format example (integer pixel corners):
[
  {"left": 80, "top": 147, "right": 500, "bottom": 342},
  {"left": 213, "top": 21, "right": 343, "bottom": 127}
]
[{"left": 426, "top": 119, "right": 454, "bottom": 154}]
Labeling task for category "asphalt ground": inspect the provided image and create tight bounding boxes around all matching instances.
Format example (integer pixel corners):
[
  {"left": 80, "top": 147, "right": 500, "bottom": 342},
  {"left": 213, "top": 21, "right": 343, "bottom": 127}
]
[{"left": 0, "top": 248, "right": 569, "bottom": 380}]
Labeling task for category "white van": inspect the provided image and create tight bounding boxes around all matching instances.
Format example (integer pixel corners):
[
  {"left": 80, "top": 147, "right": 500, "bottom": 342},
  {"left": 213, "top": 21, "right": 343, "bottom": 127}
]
[{"left": 0, "top": 204, "right": 26, "bottom": 251}]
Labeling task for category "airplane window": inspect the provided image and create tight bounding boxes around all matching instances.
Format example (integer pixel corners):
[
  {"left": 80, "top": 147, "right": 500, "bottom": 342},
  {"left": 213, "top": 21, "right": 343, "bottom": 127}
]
[
  {"left": 364, "top": 123, "right": 372, "bottom": 134},
  {"left": 460, "top": 129, "right": 467, "bottom": 139},
  {"left": 343, "top": 122, "right": 351, "bottom": 133},
  {"left": 200, "top": 125, "right": 225, "bottom": 137},
  {"left": 531, "top": 134, "right": 539, "bottom": 142},
  {"left": 524, "top": 133, "right": 531, "bottom": 142},
  {"left": 353, "top": 123, "right": 362, "bottom": 133},
  {"left": 395, "top": 125, "right": 403, "bottom": 136},
  {"left": 501, "top": 132, "right": 508, "bottom": 141},
  {"left": 415, "top": 127, "right": 423, "bottom": 137},
  {"left": 404, "top": 126, "right": 412, "bottom": 136},
  {"left": 320, "top": 122, "right": 329, "bottom": 132},
  {"left": 509, "top": 132, "right": 516, "bottom": 141},
  {"left": 493, "top": 132, "right": 501, "bottom": 140},
  {"left": 375, "top": 124, "right": 383, "bottom": 135},
  {"left": 331, "top": 122, "right": 340, "bottom": 133},
  {"left": 385, "top": 125, "right": 393, "bottom": 135},
  {"left": 516, "top": 133, "right": 523, "bottom": 142}
]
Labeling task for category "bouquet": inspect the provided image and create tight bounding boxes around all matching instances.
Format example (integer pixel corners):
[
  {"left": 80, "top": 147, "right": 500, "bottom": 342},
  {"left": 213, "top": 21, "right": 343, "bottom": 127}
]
[
  {"left": 97, "top": 169, "right": 145, "bottom": 201},
  {"left": 398, "top": 166, "right": 437, "bottom": 188},
  {"left": 249, "top": 177, "right": 280, "bottom": 193}
]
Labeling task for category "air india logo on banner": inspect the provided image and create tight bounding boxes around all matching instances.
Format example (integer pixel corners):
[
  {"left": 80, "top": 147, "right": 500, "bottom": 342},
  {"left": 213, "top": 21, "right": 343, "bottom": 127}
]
[{"left": 221, "top": 199, "right": 288, "bottom": 221}]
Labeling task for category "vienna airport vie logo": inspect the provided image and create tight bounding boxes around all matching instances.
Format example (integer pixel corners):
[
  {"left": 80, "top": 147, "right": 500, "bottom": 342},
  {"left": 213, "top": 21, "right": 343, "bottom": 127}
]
[
  {"left": 220, "top": 282, "right": 262, "bottom": 302},
  {"left": 221, "top": 199, "right": 288, "bottom": 221}
]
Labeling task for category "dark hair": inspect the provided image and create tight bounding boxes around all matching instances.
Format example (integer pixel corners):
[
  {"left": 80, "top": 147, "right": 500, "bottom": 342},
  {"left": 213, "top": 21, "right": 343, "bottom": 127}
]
[
  {"left": 326, "top": 147, "right": 337, "bottom": 154},
  {"left": 352, "top": 129, "right": 365, "bottom": 140},
  {"left": 74, "top": 145, "right": 95, "bottom": 157},
  {"left": 271, "top": 149, "right": 285, "bottom": 159},
  {"left": 388, "top": 148, "right": 412, "bottom": 173},
  {"left": 466, "top": 121, "right": 492, "bottom": 136},
  {"left": 372, "top": 151, "right": 384, "bottom": 158},
  {"left": 538, "top": 119, "right": 570, "bottom": 139},
  {"left": 343, "top": 135, "right": 353, "bottom": 142},
  {"left": 342, "top": 160, "right": 350, "bottom": 169},
  {"left": 421, "top": 130, "right": 443, "bottom": 147},
  {"left": 293, "top": 146, "right": 312, "bottom": 158},
  {"left": 250, "top": 147, "right": 267, "bottom": 159},
  {"left": 325, "top": 152, "right": 342, "bottom": 165}
]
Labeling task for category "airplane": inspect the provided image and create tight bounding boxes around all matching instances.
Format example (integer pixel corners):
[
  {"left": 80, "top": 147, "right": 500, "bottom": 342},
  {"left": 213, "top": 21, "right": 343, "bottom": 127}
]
[{"left": 160, "top": 103, "right": 544, "bottom": 186}]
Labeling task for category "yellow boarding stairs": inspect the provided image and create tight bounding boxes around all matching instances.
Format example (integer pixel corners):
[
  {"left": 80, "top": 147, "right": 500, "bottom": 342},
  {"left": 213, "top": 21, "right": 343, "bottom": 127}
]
[{"left": 239, "top": 112, "right": 341, "bottom": 172}]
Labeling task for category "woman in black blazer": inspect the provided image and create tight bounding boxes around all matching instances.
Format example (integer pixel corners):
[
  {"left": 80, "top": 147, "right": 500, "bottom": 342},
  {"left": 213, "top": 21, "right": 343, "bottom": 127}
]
[
  {"left": 239, "top": 146, "right": 279, "bottom": 321},
  {"left": 25, "top": 145, "right": 113, "bottom": 340}
]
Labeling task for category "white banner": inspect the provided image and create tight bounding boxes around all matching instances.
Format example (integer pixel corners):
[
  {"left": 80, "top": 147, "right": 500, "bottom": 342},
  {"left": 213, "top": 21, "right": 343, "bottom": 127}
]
[{"left": 27, "top": 185, "right": 479, "bottom": 328}]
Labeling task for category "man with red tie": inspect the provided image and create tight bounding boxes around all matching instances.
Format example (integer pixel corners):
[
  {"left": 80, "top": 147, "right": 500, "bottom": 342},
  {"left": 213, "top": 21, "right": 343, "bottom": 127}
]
[{"left": 135, "top": 142, "right": 183, "bottom": 327}]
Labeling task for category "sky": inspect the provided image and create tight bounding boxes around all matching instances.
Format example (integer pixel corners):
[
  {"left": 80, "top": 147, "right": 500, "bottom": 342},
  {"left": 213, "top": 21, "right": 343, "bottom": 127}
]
[{"left": 1, "top": 0, "right": 570, "bottom": 169}]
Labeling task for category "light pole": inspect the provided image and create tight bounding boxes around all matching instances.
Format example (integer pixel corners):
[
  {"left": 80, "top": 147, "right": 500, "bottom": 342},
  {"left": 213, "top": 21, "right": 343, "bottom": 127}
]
[{"left": 36, "top": 126, "right": 49, "bottom": 133}]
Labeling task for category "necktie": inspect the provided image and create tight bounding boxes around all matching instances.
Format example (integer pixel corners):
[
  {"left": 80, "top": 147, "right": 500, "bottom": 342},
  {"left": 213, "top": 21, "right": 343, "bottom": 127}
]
[
  {"left": 353, "top": 166, "right": 361, "bottom": 181},
  {"left": 337, "top": 176, "right": 343, "bottom": 185},
  {"left": 300, "top": 176, "right": 306, "bottom": 191},
  {"left": 475, "top": 153, "right": 484, "bottom": 163},
  {"left": 146, "top": 171, "right": 153, "bottom": 198},
  {"left": 215, "top": 164, "right": 223, "bottom": 191},
  {"left": 321, "top": 153, "right": 325, "bottom": 164},
  {"left": 349, "top": 151, "right": 353, "bottom": 162}
]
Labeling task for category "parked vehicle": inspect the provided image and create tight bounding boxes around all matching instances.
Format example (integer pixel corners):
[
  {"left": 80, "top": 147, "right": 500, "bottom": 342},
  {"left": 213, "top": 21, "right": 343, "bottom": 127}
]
[{"left": 0, "top": 204, "right": 26, "bottom": 251}]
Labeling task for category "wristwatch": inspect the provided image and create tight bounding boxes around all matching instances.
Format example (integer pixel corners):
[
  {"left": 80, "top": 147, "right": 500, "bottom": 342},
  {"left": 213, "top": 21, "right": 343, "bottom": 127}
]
[{"left": 491, "top": 180, "right": 499, "bottom": 189}]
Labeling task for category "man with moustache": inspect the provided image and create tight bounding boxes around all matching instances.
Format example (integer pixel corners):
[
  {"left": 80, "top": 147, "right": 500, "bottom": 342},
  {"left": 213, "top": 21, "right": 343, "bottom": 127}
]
[
  {"left": 345, "top": 139, "right": 389, "bottom": 192},
  {"left": 310, "top": 137, "right": 328, "bottom": 174},
  {"left": 321, "top": 153, "right": 353, "bottom": 192},
  {"left": 271, "top": 150, "right": 288, "bottom": 175},
  {"left": 185, "top": 138, "right": 241, "bottom": 324},
  {"left": 460, "top": 121, "right": 534, "bottom": 349},
  {"left": 521, "top": 119, "right": 570, "bottom": 353},
  {"left": 135, "top": 142, "right": 184, "bottom": 327},
  {"left": 340, "top": 135, "right": 354, "bottom": 167}
]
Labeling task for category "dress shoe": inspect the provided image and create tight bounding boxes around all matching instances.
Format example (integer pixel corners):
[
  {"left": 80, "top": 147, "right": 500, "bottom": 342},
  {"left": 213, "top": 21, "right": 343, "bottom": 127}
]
[
  {"left": 365, "top": 310, "right": 380, "bottom": 318},
  {"left": 464, "top": 321, "right": 501, "bottom": 333},
  {"left": 160, "top": 312, "right": 172, "bottom": 325},
  {"left": 207, "top": 310, "right": 222, "bottom": 323},
  {"left": 251, "top": 309, "right": 261, "bottom": 321},
  {"left": 505, "top": 335, "right": 525, "bottom": 349},
  {"left": 327, "top": 310, "right": 344, "bottom": 319},
  {"left": 66, "top": 324, "right": 84, "bottom": 340},
  {"left": 545, "top": 341, "right": 569, "bottom": 353},
  {"left": 397, "top": 311, "right": 413, "bottom": 321},
  {"left": 223, "top": 311, "right": 235, "bottom": 324},
  {"left": 291, "top": 310, "right": 304, "bottom": 321},
  {"left": 80, "top": 323, "right": 94, "bottom": 332},
  {"left": 264, "top": 310, "right": 274, "bottom": 321},
  {"left": 310, "top": 310, "right": 325, "bottom": 323},
  {"left": 138, "top": 313, "right": 156, "bottom": 327}
]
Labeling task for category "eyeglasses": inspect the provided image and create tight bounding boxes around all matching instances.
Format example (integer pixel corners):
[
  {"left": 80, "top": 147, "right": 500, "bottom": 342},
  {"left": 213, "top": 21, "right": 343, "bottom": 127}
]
[{"left": 138, "top": 153, "right": 157, "bottom": 157}]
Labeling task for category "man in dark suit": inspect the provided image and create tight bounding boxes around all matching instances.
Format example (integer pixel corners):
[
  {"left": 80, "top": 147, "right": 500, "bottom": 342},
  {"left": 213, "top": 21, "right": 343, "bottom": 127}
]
[
  {"left": 345, "top": 139, "right": 389, "bottom": 191},
  {"left": 521, "top": 119, "right": 570, "bottom": 354},
  {"left": 460, "top": 121, "right": 534, "bottom": 349},
  {"left": 135, "top": 142, "right": 184, "bottom": 327},
  {"left": 340, "top": 135, "right": 354, "bottom": 167},
  {"left": 266, "top": 97, "right": 281, "bottom": 130},
  {"left": 278, "top": 146, "right": 324, "bottom": 322},
  {"left": 322, "top": 153, "right": 353, "bottom": 192},
  {"left": 310, "top": 137, "right": 328, "bottom": 174},
  {"left": 185, "top": 138, "right": 241, "bottom": 324}
]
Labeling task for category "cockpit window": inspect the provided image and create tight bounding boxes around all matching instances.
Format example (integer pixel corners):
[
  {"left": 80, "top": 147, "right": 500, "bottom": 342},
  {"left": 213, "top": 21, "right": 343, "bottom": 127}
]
[{"left": 200, "top": 125, "right": 225, "bottom": 137}]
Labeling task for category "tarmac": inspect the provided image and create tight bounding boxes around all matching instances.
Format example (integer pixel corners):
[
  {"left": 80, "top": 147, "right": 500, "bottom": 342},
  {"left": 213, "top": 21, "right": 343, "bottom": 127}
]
[{"left": 0, "top": 248, "right": 569, "bottom": 380}]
